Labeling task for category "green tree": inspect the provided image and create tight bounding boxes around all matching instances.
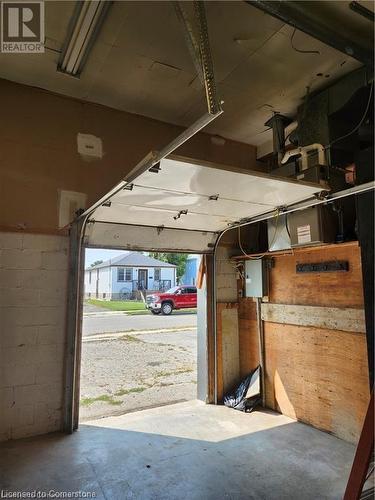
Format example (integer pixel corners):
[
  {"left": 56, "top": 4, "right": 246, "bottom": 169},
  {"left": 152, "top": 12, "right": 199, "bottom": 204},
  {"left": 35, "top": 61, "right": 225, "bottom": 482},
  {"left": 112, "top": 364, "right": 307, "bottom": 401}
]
[
  {"left": 90, "top": 260, "right": 103, "bottom": 267},
  {"left": 149, "top": 253, "right": 188, "bottom": 283}
]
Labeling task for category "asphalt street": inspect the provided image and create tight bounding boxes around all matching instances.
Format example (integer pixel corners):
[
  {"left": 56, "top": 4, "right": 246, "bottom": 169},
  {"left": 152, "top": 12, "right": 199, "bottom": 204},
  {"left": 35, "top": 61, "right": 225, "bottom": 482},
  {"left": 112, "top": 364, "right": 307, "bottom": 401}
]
[{"left": 83, "top": 311, "right": 197, "bottom": 335}]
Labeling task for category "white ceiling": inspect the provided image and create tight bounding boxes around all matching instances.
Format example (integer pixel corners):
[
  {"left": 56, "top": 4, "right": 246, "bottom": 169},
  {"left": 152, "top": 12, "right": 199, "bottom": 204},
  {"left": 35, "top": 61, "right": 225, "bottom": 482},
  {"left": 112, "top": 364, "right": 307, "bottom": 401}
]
[{"left": 0, "top": 1, "right": 372, "bottom": 146}]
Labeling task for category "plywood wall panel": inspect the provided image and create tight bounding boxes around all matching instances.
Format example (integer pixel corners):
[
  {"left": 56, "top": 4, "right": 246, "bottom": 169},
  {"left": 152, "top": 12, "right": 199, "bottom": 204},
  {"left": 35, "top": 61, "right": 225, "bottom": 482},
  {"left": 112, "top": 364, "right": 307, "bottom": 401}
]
[
  {"left": 264, "top": 323, "right": 369, "bottom": 443},
  {"left": 269, "top": 243, "right": 364, "bottom": 308}
]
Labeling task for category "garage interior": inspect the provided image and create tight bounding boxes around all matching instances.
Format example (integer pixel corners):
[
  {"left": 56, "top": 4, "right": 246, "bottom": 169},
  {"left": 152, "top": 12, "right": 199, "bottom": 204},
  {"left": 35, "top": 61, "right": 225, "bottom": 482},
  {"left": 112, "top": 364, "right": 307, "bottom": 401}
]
[{"left": 0, "top": 1, "right": 374, "bottom": 499}]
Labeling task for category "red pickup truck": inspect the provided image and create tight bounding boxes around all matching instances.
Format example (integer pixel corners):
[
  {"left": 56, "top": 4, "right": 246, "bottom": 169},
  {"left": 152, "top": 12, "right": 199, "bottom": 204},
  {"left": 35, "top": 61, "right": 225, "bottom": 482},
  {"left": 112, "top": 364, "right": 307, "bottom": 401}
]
[{"left": 146, "top": 285, "right": 197, "bottom": 315}]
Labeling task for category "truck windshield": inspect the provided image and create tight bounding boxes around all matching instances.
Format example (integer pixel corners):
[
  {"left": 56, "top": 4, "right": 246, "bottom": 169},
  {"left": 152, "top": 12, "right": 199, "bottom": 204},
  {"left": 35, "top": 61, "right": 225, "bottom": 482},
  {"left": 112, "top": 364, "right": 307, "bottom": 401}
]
[{"left": 166, "top": 286, "right": 179, "bottom": 294}]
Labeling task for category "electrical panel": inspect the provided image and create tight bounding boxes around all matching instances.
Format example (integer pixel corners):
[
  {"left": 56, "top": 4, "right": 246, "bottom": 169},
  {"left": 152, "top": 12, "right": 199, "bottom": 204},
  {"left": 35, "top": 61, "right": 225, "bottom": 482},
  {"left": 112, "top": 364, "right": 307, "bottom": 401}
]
[{"left": 245, "top": 260, "right": 268, "bottom": 298}]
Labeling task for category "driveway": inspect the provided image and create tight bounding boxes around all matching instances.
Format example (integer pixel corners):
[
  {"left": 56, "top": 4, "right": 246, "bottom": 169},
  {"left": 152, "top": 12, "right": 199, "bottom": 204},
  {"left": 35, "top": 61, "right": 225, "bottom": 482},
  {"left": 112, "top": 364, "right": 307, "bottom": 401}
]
[
  {"left": 80, "top": 328, "right": 197, "bottom": 421},
  {"left": 83, "top": 311, "right": 197, "bottom": 336}
]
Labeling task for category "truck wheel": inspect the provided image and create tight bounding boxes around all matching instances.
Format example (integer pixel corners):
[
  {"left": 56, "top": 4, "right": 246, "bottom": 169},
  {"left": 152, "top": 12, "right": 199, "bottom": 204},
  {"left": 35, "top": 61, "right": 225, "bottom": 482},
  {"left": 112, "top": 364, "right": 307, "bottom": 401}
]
[
  {"left": 151, "top": 310, "right": 161, "bottom": 315},
  {"left": 161, "top": 302, "right": 173, "bottom": 315}
]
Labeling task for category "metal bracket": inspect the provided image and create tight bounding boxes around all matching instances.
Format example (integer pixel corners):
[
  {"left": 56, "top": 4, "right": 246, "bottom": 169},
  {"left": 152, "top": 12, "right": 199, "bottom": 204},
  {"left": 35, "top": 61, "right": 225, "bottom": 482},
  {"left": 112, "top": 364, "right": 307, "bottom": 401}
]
[
  {"left": 149, "top": 162, "right": 161, "bottom": 173},
  {"left": 173, "top": 209, "right": 188, "bottom": 220}
]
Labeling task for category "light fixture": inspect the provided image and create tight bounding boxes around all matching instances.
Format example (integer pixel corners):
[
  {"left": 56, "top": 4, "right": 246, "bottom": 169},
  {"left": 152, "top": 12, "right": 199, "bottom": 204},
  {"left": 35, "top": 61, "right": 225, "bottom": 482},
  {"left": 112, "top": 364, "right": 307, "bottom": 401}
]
[{"left": 58, "top": 1, "right": 112, "bottom": 77}]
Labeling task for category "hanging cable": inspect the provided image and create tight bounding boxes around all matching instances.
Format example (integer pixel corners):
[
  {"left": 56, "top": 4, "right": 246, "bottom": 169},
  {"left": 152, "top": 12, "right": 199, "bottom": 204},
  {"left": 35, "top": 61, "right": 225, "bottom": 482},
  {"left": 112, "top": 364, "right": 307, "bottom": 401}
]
[{"left": 291, "top": 28, "right": 320, "bottom": 55}]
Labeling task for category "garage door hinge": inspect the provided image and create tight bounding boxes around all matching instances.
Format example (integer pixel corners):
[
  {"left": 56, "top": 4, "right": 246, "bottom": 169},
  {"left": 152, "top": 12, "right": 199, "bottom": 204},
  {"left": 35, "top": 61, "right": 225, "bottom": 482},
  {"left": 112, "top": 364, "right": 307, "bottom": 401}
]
[
  {"left": 173, "top": 209, "right": 188, "bottom": 220},
  {"left": 149, "top": 162, "right": 161, "bottom": 173},
  {"left": 123, "top": 183, "right": 134, "bottom": 191}
]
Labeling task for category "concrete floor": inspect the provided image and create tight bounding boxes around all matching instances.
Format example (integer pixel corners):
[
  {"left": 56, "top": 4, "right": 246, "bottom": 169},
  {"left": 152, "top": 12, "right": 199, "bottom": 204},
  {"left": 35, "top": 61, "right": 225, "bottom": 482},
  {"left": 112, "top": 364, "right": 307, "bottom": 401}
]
[{"left": 0, "top": 401, "right": 355, "bottom": 500}]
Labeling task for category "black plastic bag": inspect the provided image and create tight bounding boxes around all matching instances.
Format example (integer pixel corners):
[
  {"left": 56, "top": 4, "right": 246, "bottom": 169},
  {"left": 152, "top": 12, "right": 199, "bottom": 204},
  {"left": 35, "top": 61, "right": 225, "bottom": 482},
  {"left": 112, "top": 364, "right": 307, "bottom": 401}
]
[{"left": 223, "top": 365, "right": 261, "bottom": 412}]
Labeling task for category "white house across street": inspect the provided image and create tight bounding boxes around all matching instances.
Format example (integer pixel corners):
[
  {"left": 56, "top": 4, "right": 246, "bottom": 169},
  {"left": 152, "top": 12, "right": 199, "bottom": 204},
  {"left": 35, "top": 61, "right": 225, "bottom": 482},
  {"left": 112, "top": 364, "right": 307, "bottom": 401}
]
[{"left": 84, "top": 252, "right": 176, "bottom": 300}]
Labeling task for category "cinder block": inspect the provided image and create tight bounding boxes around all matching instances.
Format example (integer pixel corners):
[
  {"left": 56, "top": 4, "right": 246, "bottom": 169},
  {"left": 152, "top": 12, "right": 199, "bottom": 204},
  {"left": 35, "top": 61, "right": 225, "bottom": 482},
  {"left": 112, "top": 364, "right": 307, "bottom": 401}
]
[
  {"left": 1, "top": 325, "right": 38, "bottom": 348},
  {"left": 0, "top": 387, "right": 15, "bottom": 408},
  {"left": 11, "top": 414, "right": 61, "bottom": 440},
  {"left": 41, "top": 250, "right": 68, "bottom": 271},
  {"left": 1, "top": 405, "right": 34, "bottom": 437},
  {"left": 0, "top": 288, "right": 39, "bottom": 307},
  {"left": 0, "top": 430, "right": 11, "bottom": 442},
  {"left": 37, "top": 325, "right": 66, "bottom": 345},
  {"left": 14, "top": 269, "right": 68, "bottom": 290},
  {"left": 1, "top": 363, "right": 36, "bottom": 388},
  {"left": 2, "top": 344, "right": 62, "bottom": 366},
  {"left": 14, "top": 383, "right": 62, "bottom": 406},
  {"left": 35, "top": 360, "right": 63, "bottom": 384},
  {"left": 1, "top": 306, "right": 66, "bottom": 327},
  {"left": 0, "top": 269, "right": 19, "bottom": 288},
  {"left": 22, "top": 234, "right": 68, "bottom": 252},
  {"left": 14, "top": 404, "right": 35, "bottom": 427},
  {"left": 39, "top": 287, "right": 66, "bottom": 307},
  {"left": 2, "top": 345, "right": 34, "bottom": 366},
  {"left": 2, "top": 249, "right": 41, "bottom": 270},
  {"left": 0, "top": 232, "right": 23, "bottom": 250},
  {"left": 36, "top": 344, "right": 63, "bottom": 364}
]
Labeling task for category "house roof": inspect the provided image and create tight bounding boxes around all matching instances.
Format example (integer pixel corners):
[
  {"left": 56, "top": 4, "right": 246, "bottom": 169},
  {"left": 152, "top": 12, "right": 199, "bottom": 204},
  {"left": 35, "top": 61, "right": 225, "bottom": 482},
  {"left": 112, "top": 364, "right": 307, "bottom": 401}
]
[{"left": 86, "top": 252, "right": 176, "bottom": 271}]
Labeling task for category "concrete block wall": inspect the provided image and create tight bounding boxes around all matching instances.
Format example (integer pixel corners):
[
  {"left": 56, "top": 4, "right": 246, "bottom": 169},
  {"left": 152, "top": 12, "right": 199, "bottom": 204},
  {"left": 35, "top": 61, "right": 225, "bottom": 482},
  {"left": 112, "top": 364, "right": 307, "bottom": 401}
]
[
  {"left": 215, "top": 244, "right": 241, "bottom": 395},
  {"left": 215, "top": 247, "right": 238, "bottom": 302},
  {"left": 0, "top": 232, "right": 68, "bottom": 441}
]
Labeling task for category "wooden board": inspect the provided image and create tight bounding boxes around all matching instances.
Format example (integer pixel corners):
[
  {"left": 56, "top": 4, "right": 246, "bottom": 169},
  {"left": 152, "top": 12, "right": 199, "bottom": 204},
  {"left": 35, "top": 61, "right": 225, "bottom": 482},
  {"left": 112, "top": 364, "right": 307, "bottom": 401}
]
[
  {"left": 269, "top": 242, "right": 364, "bottom": 308},
  {"left": 238, "top": 298, "right": 259, "bottom": 377},
  {"left": 264, "top": 322, "right": 370, "bottom": 443},
  {"left": 261, "top": 303, "right": 366, "bottom": 333}
]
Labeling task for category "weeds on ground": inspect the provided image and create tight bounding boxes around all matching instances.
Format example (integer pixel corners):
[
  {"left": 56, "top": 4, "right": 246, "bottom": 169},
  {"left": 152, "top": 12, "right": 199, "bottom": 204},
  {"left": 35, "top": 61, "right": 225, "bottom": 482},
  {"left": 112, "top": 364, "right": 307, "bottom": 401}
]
[
  {"left": 80, "top": 394, "right": 122, "bottom": 407},
  {"left": 114, "top": 387, "right": 148, "bottom": 397},
  {"left": 120, "top": 334, "right": 144, "bottom": 342},
  {"left": 155, "top": 368, "right": 194, "bottom": 378}
]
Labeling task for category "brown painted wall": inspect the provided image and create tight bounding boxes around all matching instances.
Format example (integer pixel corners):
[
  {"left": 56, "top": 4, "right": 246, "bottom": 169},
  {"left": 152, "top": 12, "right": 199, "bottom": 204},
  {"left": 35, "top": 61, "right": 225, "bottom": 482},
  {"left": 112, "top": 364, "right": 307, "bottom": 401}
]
[
  {"left": 0, "top": 78, "right": 257, "bottom": 233},
  {"left": 237, "top": 242, "right": 369, "bottom": 443}
]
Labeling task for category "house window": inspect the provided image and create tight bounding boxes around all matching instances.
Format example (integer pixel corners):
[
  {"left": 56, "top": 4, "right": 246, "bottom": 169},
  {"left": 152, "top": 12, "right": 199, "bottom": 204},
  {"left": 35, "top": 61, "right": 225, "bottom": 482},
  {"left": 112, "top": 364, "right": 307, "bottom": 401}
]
[
  {"left": 89, "top": 271, "right": 92, "bottom": 284},
  {"left": 154, "top": 268, "right": 161, "bottom": 281},
  {"left": 117, "top": 268, "right": 132, "bottom": 282}
]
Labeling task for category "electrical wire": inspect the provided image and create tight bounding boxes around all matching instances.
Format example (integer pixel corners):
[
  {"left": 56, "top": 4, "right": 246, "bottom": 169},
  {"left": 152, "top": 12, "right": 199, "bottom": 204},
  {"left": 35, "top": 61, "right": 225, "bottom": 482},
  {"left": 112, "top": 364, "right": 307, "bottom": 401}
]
[
  {"left": 291, "top": 28, "right": 320, "bottom": 55},
  {"left": 238, "top": 209, "right": 280, "bottom": 260},
  {"left": 326, "top": 81, "right": 374, "bottom": 149}
]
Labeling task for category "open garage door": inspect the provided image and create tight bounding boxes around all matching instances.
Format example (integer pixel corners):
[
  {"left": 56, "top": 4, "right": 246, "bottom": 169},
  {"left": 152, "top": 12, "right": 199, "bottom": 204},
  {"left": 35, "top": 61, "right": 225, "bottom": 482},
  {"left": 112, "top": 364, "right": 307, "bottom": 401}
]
[{"left": 83, "top": 155, "right": 323, "bottom": 253}]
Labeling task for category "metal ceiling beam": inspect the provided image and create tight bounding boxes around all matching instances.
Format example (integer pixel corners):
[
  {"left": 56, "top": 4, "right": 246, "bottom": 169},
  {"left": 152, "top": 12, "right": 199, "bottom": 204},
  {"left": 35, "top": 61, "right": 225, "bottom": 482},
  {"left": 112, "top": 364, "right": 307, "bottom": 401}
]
[{"left": 246, "top": 0, "right": 374, "bottom": 67}]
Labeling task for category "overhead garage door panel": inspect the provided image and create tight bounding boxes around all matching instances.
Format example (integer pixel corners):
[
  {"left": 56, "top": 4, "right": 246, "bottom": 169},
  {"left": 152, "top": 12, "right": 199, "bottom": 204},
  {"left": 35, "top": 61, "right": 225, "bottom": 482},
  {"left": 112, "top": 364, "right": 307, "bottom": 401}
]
[
  {"left": 90, "top": 157, "right": 321, "bottom": 226},
  {"left": 86, "top": 155, "right": 322, "bottom": 251},
  {"left": 92, "top": 203, "right": 233, "bottom": 232},
  {"left": 84, "top": 222, "right": 218, "bottom": 253},
  {"left": 130, "top": 158, "right": 321, "bottom": 206}
]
